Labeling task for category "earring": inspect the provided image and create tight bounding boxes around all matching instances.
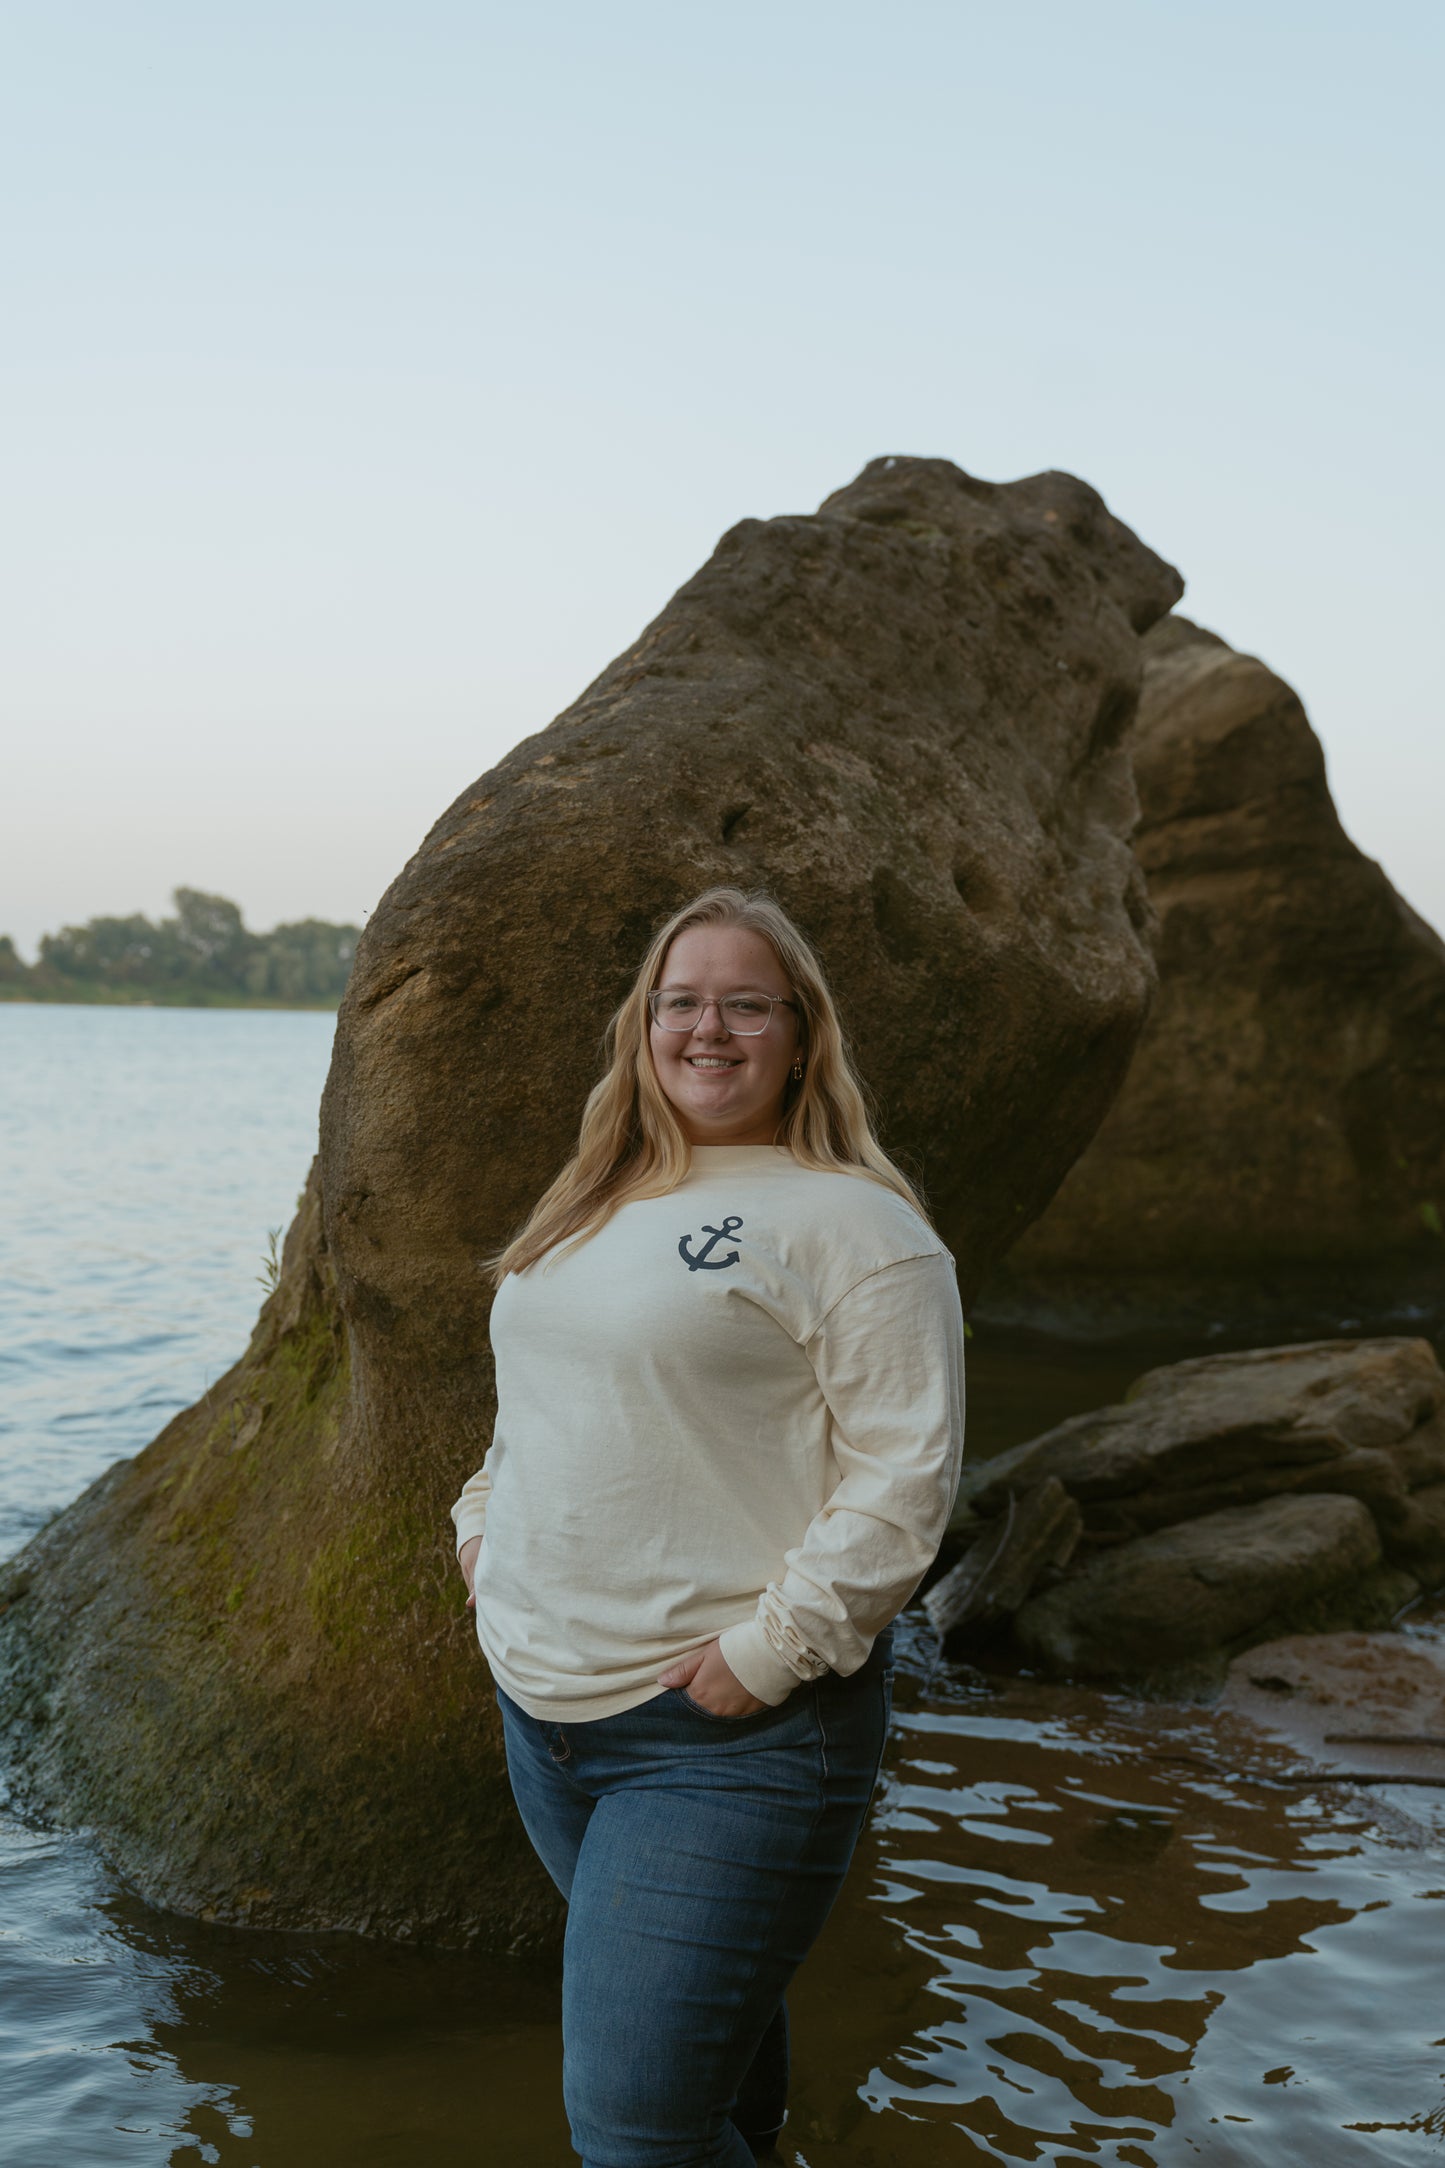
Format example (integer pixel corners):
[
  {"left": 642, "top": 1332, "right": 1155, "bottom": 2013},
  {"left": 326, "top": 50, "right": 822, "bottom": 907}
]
[{"left": 791, "top": 1054, "right": 804, "bottom": 1082}]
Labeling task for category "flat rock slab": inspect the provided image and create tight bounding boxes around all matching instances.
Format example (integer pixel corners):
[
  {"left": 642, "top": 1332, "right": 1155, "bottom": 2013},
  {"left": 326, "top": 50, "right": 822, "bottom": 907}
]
[
  {"left": 1012, "top": 1490, "right": 1387, "bottom": 1682},
  {"left": 959, "top": 1336, "right": 1445, "bottom": 1540},
  {"left": 1223, "top": 1628, "right": 1445, "bottom": 1782}
]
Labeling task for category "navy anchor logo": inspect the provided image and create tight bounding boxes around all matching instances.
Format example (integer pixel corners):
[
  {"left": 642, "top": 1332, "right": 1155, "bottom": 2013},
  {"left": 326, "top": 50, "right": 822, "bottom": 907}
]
[{"left": 678, "top": 1215, "right": 744, "bottom": 1272}]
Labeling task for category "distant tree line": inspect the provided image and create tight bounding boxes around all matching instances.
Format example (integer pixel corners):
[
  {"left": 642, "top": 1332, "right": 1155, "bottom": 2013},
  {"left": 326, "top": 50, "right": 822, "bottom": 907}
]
[{"left": 0, "top": 888, "right": 361, "bottom": 1006}]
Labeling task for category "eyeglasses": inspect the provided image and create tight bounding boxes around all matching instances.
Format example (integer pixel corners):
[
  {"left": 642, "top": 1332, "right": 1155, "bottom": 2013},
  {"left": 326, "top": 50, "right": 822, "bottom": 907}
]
[{"left": 647, "top": 990, "right": 799, "bottom": 1035}]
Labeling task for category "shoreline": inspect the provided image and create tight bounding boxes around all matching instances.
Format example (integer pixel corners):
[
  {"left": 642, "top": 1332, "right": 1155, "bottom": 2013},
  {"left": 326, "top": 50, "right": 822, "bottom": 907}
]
[{"left": 0, "top": 988, "right": 342, "bottom": 1012}]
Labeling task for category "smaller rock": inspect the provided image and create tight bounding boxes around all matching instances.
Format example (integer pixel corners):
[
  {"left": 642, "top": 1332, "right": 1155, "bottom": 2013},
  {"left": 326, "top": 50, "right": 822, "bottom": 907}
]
[
  {"left": 1012, "top": 1492, "right": 1387, "bottom": 1682},
  {"left": 959, "top": 1339, "right": 1445, "bottom": 1558},
  {"left": 1090, "top": 1444, "right": 1413, "bottom": 1538}
]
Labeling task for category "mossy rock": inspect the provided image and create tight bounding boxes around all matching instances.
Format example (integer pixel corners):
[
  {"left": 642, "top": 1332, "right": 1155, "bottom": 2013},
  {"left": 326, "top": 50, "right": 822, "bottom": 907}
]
[{"left": 0, "top": 455, "right": 1182, "bottom": 1943}]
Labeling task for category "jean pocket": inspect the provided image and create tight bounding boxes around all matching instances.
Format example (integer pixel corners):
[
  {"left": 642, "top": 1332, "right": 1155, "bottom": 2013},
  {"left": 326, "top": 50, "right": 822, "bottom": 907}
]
[{"left": 670, "top": 1686, "right": 762, "bottom": 1724}]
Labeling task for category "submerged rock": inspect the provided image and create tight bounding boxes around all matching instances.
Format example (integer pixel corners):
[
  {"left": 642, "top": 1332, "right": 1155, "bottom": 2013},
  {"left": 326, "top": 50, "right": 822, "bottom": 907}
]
[
  {"left": 981, "top": 615, "right": 1445, "bottom": 1336},
  {"left": 936, "top": 1336, "right": 1445, "bottom": 1689},
  {"left": 1223, "top": 1629, "right": 1445, "bottom": 1783},
  {"left": 0, "top": 455, "right": 1181, "bottom": 1945}
]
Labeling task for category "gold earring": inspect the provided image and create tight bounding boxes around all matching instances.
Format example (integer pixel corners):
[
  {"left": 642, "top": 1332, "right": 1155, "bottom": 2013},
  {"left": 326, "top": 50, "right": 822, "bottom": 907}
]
[{"left": 791, "top": 1054, "right": 804, "bottom": 1082}]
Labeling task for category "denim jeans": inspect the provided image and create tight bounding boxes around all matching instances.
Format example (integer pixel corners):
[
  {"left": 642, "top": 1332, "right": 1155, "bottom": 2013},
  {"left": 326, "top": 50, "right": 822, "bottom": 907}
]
[{"left": 495, "top": 1622, "right": 895, "bottom": 2168}]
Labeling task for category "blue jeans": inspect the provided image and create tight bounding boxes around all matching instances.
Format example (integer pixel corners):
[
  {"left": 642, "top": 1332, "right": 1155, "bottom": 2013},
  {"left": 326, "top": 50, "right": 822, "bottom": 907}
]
[{"left": 495, "top": 1623, "right": 895, "bottom": 2168}]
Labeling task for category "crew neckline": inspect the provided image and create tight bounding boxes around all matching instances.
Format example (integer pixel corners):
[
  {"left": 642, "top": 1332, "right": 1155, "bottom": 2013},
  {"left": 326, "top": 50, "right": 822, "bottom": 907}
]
[{"left": 687, "top": 1143, "right": 795, "bottom": 1171}]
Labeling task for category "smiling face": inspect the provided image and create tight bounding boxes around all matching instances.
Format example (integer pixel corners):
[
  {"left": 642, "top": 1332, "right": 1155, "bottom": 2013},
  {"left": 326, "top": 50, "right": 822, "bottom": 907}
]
[{"left": 648, "top": 922, "right": 801, "bottom": 1146}]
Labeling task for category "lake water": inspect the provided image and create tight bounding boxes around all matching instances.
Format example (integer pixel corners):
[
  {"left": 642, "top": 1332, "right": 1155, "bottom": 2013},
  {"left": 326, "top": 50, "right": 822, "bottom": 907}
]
[{"left": 3, "top": 1003, "right": 1445, "bottom": 2166}]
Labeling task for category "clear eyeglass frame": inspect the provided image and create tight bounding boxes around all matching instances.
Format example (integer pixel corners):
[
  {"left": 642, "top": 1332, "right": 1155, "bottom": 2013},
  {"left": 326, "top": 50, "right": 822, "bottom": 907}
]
[{"left": 647, "top": 990, "right": 800, "bottom": 1036}]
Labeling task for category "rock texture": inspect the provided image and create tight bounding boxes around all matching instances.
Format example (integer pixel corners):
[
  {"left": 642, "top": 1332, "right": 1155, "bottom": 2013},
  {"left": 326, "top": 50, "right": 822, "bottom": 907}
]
[
  {"left": 980, "top": 615, "right": 1445, "bottom": 1334},
  {"left": 0, "top": 456, "right": 1182, "bottom": 1945},
  {"left": 1014, "top": 1492, "right": 1387, "bottom": 1680},
  {"left": 928, "top": 1336, "right": 1445, "bottom": 1688}
]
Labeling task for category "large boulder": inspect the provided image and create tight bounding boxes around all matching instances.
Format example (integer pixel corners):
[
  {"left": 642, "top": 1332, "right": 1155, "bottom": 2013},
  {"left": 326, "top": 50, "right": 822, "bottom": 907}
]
[
  {"left": 0, "top": 455, "right": 1181, "bottom": 1946},
  {"left": 979, "top": 615, "right": 1445, "bottom": 1334}
]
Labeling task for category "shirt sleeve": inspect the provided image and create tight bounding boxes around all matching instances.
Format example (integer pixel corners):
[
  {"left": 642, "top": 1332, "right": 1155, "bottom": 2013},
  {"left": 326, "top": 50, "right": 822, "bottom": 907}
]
[
  {"left": 450, "top": 1448, "right": 495, "bottom": 1556},
  {"left": 717, "top": 1249, "right": 967, "bottom": 1704}
]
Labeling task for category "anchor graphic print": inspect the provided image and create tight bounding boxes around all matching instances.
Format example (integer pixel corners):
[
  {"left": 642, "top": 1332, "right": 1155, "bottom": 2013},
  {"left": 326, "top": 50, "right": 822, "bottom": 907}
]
[{"left": 678, "top": 1215, "right": 744, "bottom": 1272}]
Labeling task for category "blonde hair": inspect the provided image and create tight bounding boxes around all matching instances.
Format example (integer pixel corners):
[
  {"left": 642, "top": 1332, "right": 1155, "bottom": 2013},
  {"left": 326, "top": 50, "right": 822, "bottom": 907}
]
[{"left": 489, "top": 885, "right": 930, "bottom": 1284}]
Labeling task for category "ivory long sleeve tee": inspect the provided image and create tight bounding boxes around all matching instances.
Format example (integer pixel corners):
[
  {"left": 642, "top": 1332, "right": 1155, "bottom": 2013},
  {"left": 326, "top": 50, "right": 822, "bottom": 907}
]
[{"left": 449, "top": 1142, "right": 967, "bottom": 1721}]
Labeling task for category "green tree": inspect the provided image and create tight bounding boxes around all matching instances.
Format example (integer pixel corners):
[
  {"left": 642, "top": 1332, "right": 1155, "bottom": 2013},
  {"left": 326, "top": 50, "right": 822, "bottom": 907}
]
[
  {"left": 246, "top": 918, "right": 360, "bottom": 1000},
  {"left": 0, "top": 935, "right": 31, "bottom": 984},
  {"left": 23, "top": 889, "right": 361, "bottom": 1003},
  {"left": 170, "top": 888, "right": 254, "bottom": 990},
  {"left": 39, "top": 912, "right": 176, "bottom": 984}
]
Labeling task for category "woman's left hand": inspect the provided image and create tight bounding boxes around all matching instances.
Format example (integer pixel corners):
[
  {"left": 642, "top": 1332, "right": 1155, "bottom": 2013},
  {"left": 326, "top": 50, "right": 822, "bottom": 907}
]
[{"left": 658, "top": 1638, "right": 769, "bottom": 1716}]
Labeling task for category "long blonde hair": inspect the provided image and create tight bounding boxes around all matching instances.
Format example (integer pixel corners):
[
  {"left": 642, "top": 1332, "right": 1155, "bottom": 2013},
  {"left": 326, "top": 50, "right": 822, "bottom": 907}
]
[{"left": 489, "top": 887, "right": 930, "bottom": 1283}]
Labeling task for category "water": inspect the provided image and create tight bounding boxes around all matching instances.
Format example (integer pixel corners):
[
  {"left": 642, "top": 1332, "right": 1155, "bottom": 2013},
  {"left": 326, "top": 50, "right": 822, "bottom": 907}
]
[
  {"left": 3, "top": 1003, "right": 1445, "bottom": 2165},
  {"left": 0, "top": 1005, "right": 341, "bottom": 1559}
]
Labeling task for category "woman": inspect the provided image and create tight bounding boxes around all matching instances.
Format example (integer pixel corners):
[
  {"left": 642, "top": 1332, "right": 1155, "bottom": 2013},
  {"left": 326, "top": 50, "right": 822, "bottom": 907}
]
[{"left": 451, "top": 885, "right": 966, "bottom": 2167}]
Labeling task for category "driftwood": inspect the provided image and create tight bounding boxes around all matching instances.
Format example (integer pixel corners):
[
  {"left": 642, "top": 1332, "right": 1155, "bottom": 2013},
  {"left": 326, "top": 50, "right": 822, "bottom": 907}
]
[{"left": 924, "top": 1478, "right": 1082, "bottom": 1648}]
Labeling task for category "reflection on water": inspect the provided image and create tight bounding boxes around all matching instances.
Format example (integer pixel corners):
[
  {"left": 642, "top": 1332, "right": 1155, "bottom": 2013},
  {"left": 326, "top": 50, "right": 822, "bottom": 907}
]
[
  {"left": 5, "top": 1007, "right": 1445, "bottom": 2162},
  {"left": 0, "top": 1813, "right": 568, "bottom": 2167},
  {"left": 787, "top": 1610, "right": 1445, "bottom": 2164},
  {"left": 6, "top": 1606, "right": 1445, "bottom": 2164}
]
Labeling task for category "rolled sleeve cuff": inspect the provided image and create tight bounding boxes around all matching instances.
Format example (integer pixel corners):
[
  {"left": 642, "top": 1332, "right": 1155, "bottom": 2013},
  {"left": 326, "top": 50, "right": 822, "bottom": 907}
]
[{"left": 717, "top": 1618, "right": 811, "bottom": 1706}]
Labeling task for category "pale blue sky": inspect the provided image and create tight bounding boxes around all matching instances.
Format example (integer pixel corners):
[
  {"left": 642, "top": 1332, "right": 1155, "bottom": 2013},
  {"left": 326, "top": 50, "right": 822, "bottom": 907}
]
[{"left": 3, "top": 1, "right": 1441, "bottom": 957}]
